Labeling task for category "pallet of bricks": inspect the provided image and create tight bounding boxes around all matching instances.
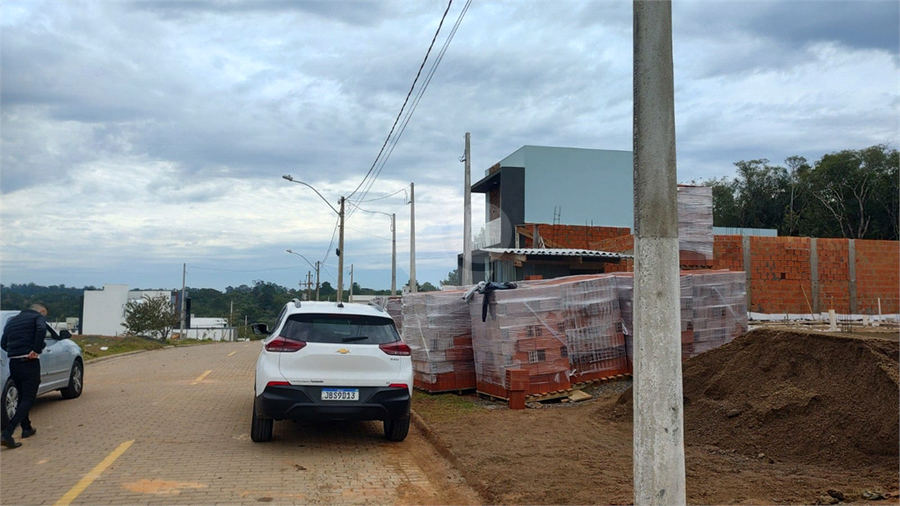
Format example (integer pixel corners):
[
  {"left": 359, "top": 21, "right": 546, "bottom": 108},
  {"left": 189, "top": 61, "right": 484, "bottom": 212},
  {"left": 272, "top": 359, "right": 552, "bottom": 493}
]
[
  {"left": 371, "top": 296, "right": 403, "bottom": 335},
  {"left": 468, "top": 274, "right": 629, "bottom": 400},
  {"left": 616, "top": 270, "right": 747, "bottom": 361},
  {"left": 400, "top": 290, "right": 476, "bottom": 392},
  {"left": 688, "top": 270, "right": 748, "bottom": 357}
]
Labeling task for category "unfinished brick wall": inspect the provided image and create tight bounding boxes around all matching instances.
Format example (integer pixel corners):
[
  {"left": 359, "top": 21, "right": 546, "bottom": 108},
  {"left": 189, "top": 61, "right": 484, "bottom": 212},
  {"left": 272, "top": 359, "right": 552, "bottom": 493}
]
[
  {"left": 853, "top": 240, "right": 899, "bottom": 314},
  {"left": 524, "top": 224, "right": 631, "bottom": 249},
  {"left": 712, "top": 236, "right": 899, "bottom": 315}
]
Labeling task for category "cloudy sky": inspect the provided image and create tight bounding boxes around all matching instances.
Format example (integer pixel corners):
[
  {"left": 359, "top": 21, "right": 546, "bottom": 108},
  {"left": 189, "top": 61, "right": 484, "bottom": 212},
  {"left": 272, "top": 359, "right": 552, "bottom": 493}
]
[{"left": 2, "top": 0, "right": 898, "bottom": 294}]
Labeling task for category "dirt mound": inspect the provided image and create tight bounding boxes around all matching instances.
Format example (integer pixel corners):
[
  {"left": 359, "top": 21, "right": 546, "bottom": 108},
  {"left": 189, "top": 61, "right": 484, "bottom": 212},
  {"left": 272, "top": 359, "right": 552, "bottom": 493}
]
[{"left": 613, "top": 328, "right": 899, "bottom": 468}]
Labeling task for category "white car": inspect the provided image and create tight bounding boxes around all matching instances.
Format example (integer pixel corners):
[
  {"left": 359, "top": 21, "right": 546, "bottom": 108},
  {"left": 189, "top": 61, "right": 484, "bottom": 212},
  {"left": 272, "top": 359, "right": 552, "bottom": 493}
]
[
  {"left": 1, "top": 310, "right": 84, "bottom": 430},
  {"left": 251, "top": 300, "right": 413, "bottom": 442}
]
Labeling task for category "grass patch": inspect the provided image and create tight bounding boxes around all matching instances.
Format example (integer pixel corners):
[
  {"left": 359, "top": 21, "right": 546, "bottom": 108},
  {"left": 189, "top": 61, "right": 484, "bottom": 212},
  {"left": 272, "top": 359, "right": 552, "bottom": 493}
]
[
  {"left": 72, "top": 335, "right": 212, "bottom": 361},
  {"left": 412, "top": 390, "right": 484, "bottom": 422}
]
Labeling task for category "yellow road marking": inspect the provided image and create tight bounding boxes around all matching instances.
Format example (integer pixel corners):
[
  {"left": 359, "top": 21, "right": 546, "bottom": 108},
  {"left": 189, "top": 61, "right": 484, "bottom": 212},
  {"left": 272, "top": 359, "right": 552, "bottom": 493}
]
[
  {"left": 54, "top": 440, "right": 134, "bottom": 506},
  {"left": 227, "top": 351, "right": 237, "bottom": 357},
  {"left": 191, "top": 370, "right": 212, "bottom": 384}
]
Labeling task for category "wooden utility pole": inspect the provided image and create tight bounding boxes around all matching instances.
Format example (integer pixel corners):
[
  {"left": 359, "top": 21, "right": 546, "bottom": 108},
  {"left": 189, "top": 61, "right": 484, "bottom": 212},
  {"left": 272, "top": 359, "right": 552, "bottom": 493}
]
[{"left": 315, "top": 261, "right": 320, "bottom": 301}]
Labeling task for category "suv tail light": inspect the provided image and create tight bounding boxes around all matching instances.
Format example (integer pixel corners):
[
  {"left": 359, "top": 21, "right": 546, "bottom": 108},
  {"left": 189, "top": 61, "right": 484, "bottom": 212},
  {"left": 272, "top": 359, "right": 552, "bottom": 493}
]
[
  {"left": 265, "top": 336, "right": 306, "bottom": 352},
  {"left": 379, "top": 341, "right": 411, "bottom": 356}
]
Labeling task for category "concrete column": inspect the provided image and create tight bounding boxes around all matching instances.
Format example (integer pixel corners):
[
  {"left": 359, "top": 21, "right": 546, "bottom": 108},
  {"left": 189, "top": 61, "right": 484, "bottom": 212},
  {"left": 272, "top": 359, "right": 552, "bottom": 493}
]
[
  {"left": 632, "top": 1, "right": 686, "bottom": 505},
  {"left": 811, "top": 238, "right": 819, "bottom": 314},
  {"left": 849, "top": 239, "right": 857, "bottom": 314},
  {"left": 743, "top": 236, "right": 752, "bottom": 312}
]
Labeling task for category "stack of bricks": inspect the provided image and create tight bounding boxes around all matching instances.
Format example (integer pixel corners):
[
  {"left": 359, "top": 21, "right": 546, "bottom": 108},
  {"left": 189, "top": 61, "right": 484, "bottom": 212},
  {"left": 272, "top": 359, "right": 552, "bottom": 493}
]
[
  {"left": 689, "top": 270, "right": 748, "bottom": 356},
  {"left": 559, "top": 275, "right": 629, "bottom": 383},
  {"left": 677, "top": 185, "right": 714, "bottom": 267},
  {"left": 400, "top": 290, "right": 476, "bottom": 392},
  {"left": 612, "top": 271, "right": 747, "bottom": 362},
  {"left": 469, "top": 280, "right": 571, "bottom": 398},
  {"left": 469, "top": 274, "right": 629, "bottom": 399},
  {"left": 371, "top": 295, "right": 403, "bottom": 335}
]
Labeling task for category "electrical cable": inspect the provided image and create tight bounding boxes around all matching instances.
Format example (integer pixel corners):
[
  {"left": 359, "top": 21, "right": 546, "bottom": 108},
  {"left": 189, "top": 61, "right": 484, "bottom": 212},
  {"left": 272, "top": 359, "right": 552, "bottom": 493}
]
[
  {"left": 346, "top": 0, "right": 454, "bottom": 203},
  {"left": 348, "top": 0, "right": 471, "bottom": 215}
]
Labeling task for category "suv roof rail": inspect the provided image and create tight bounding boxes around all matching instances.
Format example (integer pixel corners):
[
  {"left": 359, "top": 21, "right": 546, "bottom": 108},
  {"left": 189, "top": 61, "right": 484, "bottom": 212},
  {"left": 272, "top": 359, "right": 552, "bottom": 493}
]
[
  {"left": 290, "top": 298, "right": 302, "bottom": 309},
  {"left": 367, "top": 301, "right": 387, "bottom": 313}
]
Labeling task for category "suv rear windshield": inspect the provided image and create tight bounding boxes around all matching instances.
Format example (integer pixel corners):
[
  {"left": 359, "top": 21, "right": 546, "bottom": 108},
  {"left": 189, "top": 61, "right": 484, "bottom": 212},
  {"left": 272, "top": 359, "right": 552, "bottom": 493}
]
[{"left": 279, "top": 314, "right": 401, "bottom": 345}]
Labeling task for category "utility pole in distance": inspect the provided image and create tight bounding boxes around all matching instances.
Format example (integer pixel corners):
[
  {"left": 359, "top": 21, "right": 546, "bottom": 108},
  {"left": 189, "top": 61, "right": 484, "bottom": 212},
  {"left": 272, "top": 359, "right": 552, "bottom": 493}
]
[
  {"left": 463, "top": 132, "right": 473, "bottom": 286},
  {"left": 632, "top": 1, "right": 686, "bottom": 505},
  {"left": 409, "top": 182, "right": 417, "bottom": 293},
  {"left": 337, "top": 196, "right": 346, "bottom": 305},
  {"left": 315, "top": 261, "right": 320, "bottom": 301},
  {"left": 391, "top": 213, "right": 397, "bottom": 296}
]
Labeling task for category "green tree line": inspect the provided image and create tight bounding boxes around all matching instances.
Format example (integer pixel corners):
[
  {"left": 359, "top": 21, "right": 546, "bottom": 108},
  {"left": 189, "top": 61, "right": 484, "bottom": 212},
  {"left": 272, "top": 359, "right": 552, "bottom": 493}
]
[
  {"left": 1, "top": 279, "right": 441, "bottom": 333},
  {"left": 702, "top": 145, "right": 898, "bottom": 240}
]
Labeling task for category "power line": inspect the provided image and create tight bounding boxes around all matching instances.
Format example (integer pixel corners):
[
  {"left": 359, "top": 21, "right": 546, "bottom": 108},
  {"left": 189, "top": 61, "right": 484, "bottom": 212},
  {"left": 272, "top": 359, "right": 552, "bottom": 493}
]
[
  {"left": 346, "top": 0, "right": 455, "bottom": 204},
  {"left": 349, "top": 0, "right": 471, "bottom": 212}
]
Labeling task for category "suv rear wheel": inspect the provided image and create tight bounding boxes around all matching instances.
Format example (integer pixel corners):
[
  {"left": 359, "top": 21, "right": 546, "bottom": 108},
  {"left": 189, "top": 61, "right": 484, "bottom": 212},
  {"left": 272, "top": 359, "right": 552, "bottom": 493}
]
[
  {"left": 383, "top": 416, "right": 410, "bottom": 442},
  {"left": 251, "top": 398, "right": 273, "bottom": 442}
]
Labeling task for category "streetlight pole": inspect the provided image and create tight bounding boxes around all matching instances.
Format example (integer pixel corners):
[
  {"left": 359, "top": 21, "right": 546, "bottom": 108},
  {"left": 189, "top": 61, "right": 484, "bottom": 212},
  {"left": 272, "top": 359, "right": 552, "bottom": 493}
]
[{"left": 283, "top": 175, "right": 346, "bottom": 305}]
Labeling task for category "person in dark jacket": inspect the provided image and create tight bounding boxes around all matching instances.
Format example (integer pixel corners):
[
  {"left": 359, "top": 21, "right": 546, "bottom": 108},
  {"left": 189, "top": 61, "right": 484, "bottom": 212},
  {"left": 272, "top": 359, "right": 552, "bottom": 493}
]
[{"left": 1, "top": 303, "right": 48, "bottom": 449}]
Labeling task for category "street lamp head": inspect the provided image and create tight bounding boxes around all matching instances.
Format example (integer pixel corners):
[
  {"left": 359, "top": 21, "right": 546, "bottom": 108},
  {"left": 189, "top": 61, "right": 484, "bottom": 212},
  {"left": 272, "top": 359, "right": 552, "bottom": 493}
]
[{"left": 282, "top": 175, "right": 294, "bottom": 181}]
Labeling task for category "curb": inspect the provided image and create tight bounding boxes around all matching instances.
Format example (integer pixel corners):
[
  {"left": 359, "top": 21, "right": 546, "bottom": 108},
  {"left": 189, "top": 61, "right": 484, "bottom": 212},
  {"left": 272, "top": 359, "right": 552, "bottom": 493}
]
[
  {"left": 84, "top": 349, "right": 148, "bottom": 364},
  {"left": 410, "top": 409, "right": 493, "bottom": 505}
]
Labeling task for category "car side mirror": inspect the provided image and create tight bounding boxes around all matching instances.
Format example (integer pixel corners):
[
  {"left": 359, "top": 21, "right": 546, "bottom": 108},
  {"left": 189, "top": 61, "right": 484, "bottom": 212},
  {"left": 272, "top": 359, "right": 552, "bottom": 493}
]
[
  {"left": 251, "top": 323, "right": 269, "bottom": 336},
  {"left": 59, "top": 330, "right": 72, "bottom": 340}
]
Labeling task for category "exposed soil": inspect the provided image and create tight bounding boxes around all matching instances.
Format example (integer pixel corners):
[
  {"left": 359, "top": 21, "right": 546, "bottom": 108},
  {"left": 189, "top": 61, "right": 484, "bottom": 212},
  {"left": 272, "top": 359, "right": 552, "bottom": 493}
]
[{"left": 412, "top": 327, "right": 900, "bottom": 505}]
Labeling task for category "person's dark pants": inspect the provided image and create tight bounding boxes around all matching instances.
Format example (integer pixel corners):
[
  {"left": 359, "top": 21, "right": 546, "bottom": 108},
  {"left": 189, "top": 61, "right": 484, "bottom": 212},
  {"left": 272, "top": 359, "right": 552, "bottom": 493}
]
[{"left": 3, "top": 359, "right": 41, "bottom": 437}]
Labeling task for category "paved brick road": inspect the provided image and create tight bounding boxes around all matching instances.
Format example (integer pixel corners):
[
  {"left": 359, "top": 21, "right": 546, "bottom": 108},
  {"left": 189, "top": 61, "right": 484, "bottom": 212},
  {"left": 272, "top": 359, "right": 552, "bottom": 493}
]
[{"left": 0, "top": 341, "right": 480, "bottom": 506}]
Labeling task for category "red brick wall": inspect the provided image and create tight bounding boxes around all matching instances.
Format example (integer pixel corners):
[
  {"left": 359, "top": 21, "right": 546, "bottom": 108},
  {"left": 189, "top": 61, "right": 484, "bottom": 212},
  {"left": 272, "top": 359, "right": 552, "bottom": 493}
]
[
  {"left": 855, "top": 239, "right": 900, "bottom": 314},
  {"left": 525, "top": 224, "right": 631, "bottom": 249},
  {"left": 712, "top": 236, "right": 899, "bottom": 314},
  {"left": 818, "top": 238, "right": 851, "bottom": 313}
]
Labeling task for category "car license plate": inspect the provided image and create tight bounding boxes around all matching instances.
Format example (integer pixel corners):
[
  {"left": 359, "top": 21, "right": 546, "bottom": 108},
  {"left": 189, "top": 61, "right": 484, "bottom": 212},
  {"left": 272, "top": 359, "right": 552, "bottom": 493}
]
[{"left": 321, "top": 388, "right": 359, "bottom": 401}]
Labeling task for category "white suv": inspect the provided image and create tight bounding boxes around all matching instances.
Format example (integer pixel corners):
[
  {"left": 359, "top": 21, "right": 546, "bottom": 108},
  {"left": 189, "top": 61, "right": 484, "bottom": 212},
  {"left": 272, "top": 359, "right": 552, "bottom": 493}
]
[{"left": 251, "top": 300, "right": 413, "bottom": 442}]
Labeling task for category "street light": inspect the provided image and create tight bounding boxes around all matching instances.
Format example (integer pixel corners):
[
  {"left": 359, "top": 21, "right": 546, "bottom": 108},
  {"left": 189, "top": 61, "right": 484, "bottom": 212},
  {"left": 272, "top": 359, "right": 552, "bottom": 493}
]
[
  {"left": 350, "top": 205, "right": 397, "bottom": 296},
  {"left": 283, "top": 175, "right": 346, "bottom": 305},
  {"left": 286, "top": 250, "right": 320, "bottom": 301}
]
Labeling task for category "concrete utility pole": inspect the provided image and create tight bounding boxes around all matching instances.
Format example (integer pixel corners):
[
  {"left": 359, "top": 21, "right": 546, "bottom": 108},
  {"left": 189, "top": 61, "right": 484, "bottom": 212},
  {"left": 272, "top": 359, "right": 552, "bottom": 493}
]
[
  {"left": 349, "top": 264, "right": 354, "bottom": 302},
  {"left": 391, "top": 213, "right": 397, "bottom": 296},
  {"left": 337, "top": 196, "right": 346, "bottom": 305},
  {"left": 180, "top": 263, "right": 186, "bottom": 340},
  {"left": 409, "top": 182, "right": 417, "bottom": 293},
  {"left": 632, "top": 2, "right": 686, "bottom": 505},
  {"left": 462, "top": 133, "right": 474, "bottom": 286},
  {"left": 306, "top": 271, "right": 312, "bottom": 301}
]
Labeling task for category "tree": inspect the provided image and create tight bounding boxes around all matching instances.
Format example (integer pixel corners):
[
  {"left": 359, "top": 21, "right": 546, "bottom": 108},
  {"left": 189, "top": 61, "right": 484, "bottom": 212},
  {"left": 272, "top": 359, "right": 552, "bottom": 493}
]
[
  {"left": 123, "top": 294, "right": 179, "bottom": 341},
  {"left": 441, "top": 269, "right": 460, "bottom": 287},
  {"left": 420, "top": 282, "right": 439, "bottom": 292},
  {"left": 804, "top": 145, "right": 897, "bottom": 239}
]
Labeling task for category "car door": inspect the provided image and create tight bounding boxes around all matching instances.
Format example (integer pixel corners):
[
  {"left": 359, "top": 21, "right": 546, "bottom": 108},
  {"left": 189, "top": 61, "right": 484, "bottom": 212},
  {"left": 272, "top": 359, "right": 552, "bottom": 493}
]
[{"left": 39, "top": 328, "right": 69, "bottom": 391}]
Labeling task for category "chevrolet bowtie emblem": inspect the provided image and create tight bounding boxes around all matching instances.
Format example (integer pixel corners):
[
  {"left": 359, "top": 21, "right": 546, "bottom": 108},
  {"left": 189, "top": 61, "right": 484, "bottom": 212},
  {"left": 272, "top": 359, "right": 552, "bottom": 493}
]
[{"left": 336, "top": 348, "right": 350, "bottom": 354}]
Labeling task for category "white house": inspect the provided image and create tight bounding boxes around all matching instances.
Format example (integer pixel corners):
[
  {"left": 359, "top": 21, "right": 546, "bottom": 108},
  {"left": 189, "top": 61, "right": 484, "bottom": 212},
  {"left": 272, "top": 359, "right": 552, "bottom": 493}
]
[{"left": 82, "top": 285, "right": 177, "bottom": 336}]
